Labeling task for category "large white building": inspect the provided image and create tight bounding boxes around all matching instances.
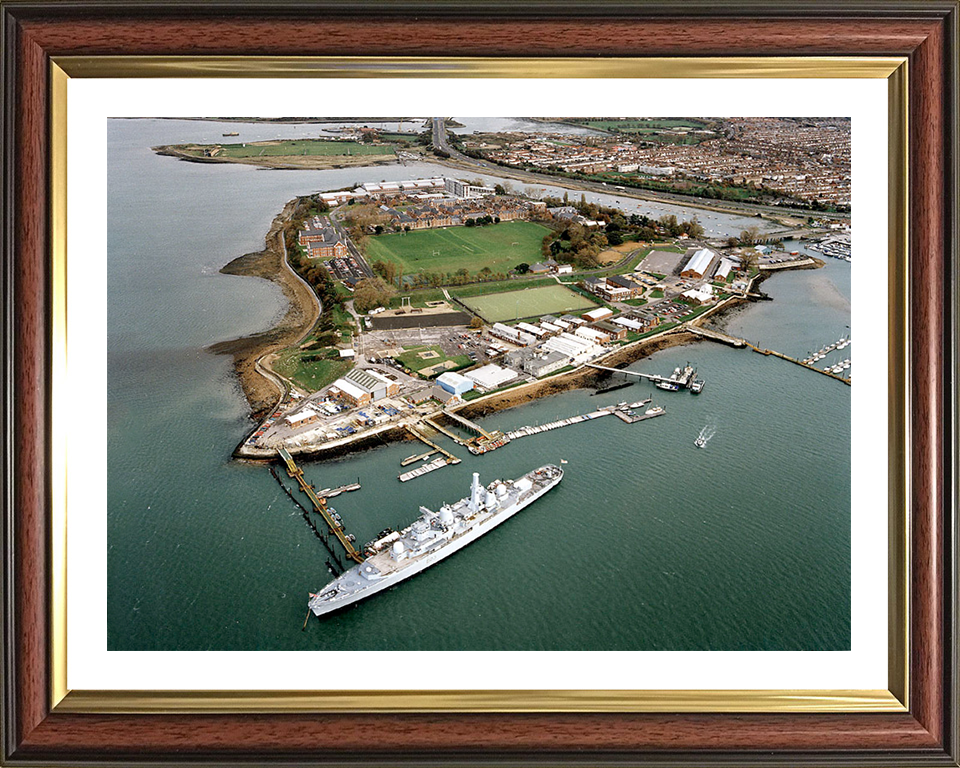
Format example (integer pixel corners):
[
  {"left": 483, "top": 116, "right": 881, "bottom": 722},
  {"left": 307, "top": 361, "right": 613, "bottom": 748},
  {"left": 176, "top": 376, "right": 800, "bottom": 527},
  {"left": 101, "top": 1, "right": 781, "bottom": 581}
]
[
  {"left": 444, "top": 177, "right": 496, "bottom": 198},
  {"left": 612, "top": 316, "right": 645, "bottom": 331},
  {"left": 682, "top": 286, "right": 715, "bottom": 305},
  {"left": 329, "top": 367, "right": 400, "bottom": 406},
  {"left": 465, "top": 364, "right": 517, "bottom": 390},
  {"left": 714, "top": 257, "right": 737, "bottom": 281},
  {"left": 582, "top": 307, "right": 614, "bottom": 323},
  {"left": 681, "top": 248, "right": 717, "bottom": 279},
  {"left": 542, "top": 332, "right": 605, "bottom": 365},
  {"left": 490, "top": 323, "right": 537, "bottom": 346},
  {"left": 436, "top": 371, "right": 474, "bottom": 396}
]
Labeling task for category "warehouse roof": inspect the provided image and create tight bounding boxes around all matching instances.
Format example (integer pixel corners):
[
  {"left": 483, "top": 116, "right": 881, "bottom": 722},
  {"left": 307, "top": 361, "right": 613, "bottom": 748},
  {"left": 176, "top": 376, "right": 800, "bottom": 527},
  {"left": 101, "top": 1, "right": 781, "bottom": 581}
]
[
  {"left": 465, "top": 364, "right": 516, "bottom": 389},
  {"left": 683, "top": 247, "right": 715, "bottom": 276},
  {"left": 343, "top": 367, "right": 392, "bottom": 393}
]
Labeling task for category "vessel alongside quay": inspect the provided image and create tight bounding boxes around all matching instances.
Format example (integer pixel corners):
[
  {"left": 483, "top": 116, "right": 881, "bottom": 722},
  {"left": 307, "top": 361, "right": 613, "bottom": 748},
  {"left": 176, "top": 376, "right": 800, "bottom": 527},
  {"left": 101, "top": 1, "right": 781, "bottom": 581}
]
[{"left": 308, "top": 464, "right": 563, "bottom": 617}]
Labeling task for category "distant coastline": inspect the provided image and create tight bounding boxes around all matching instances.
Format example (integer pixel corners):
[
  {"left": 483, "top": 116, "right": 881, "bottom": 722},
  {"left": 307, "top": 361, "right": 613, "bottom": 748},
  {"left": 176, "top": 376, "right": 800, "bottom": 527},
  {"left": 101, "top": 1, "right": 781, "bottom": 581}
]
[
  {"left": 135, "top": 116, "right": 422, "bottom": 124},
  {"left": 152, "top": 143, "right": 402, "bottom": 171}
]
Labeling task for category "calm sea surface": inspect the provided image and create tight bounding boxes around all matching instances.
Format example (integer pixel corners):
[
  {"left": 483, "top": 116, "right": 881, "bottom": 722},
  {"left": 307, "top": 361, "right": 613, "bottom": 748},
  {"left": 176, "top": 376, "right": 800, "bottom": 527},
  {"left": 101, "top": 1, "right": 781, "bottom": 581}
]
[{"left": 108, "top": 119, "right": 850, "bottom": 650}]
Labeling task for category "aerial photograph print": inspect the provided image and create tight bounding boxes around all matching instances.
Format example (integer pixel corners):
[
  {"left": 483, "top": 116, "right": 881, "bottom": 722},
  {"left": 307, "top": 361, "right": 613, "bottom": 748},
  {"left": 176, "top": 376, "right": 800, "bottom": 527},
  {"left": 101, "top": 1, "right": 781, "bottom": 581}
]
[{"left": 108, "top": 116, "right": 852, "bottom": 652}]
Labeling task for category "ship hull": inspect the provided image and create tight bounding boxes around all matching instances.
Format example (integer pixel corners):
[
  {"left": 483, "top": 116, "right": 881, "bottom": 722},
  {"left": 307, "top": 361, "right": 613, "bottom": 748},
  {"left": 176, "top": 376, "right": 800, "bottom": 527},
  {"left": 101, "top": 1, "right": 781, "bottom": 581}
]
[{"left": 309, "top": 468, "right": 561, "bottom": 617}]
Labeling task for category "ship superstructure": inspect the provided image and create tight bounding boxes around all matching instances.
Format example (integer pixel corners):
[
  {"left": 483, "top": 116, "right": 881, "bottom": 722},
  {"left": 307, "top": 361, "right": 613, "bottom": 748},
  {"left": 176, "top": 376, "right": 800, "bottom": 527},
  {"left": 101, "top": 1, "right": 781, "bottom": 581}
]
[{"left": 307, "top": 464, "right": 563, "bottom": 617}]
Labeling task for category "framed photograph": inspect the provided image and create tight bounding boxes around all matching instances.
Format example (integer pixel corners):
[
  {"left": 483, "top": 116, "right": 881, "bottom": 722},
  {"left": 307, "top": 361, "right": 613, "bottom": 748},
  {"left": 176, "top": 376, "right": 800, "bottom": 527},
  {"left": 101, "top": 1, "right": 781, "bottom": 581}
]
[{"left": 2, "top": 2, "right": 957, "bottom": 766}]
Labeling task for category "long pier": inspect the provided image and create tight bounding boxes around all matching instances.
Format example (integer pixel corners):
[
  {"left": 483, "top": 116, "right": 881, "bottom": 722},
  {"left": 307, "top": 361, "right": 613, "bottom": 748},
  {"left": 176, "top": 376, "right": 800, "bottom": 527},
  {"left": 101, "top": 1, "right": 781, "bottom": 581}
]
[
  {"left": 405, "top": 424, "right": 461, "bottom": 464},
  {"left": 401, "top": 450, "right": 437, "bottom": 466},
  {"left": 399, "top": 457, "right": 448, "bottom": 482},
  {"left": 504, "top": 401, "right": 658, "bottom": 441},
  {"left": 269, "top": 466, "right": 345, "bottom": 576},
  {"left": 687, "top": 326, "right": 746, "bottom": 348},
  {"left": 277, "top": 447, "right": 364, "bottom": 563},
  {"left": 421, "top": 417, "right": 465, "bottom": 445},
  {"left": 586, "top": 363, "right": 673, "bottom": 386},
  {"left": 680, "top": 327, "right": 852, "bottom": 385},
  {"left": 443, "top": 409, "right": 494, "bottom": 439},
  {"left": 741, "top": 342, "right": 851, "bottom": 384}
]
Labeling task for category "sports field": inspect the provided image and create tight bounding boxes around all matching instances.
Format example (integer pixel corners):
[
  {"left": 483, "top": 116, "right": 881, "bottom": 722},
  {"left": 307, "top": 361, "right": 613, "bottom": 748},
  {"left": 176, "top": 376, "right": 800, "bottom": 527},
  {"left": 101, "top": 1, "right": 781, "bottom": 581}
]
[
  {"left": 364, "top": 221, "right": 550, "bottom": 276},
  {"left": 460, "top": 284, "right": 598, "bottom": 323},
  {"left": 394, "top": 345, "right": 471, "bottom": 376}
]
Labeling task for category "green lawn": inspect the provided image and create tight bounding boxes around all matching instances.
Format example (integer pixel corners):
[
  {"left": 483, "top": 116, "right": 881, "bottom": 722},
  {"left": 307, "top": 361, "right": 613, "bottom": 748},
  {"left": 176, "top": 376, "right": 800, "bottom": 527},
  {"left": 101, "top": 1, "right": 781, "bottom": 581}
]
[
  {"left": 387, "top": 289, "right": 447, "bottom": 308},
  {"left": 199, "top": 139, "right": 393, "bottom": 158},
  {"left": 460, "top": 284, "right": 598, "bottom": 323},
  {"left": 274, "top": 353, "right": 354, "bottom": 393},
  {"left": 394, "top": 345, "right": 472, "bottom": 377},
  {"left": 364, "top": 221, "right": 550, "bottom": 277}
]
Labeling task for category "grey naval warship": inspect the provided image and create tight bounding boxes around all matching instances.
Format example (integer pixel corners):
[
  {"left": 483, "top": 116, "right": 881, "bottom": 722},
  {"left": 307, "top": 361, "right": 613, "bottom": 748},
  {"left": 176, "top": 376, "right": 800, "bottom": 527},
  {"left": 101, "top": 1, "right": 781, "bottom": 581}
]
[{"left": 308, "top": 464, "right": 563, "bottom": 617}]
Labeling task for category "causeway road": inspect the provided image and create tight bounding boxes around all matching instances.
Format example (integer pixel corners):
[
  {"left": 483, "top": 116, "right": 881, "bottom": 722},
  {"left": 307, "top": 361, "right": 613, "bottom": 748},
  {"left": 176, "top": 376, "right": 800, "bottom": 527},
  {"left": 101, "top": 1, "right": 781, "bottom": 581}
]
[{"left": 429, "top": 117, "right": 847, "bottom": 222}]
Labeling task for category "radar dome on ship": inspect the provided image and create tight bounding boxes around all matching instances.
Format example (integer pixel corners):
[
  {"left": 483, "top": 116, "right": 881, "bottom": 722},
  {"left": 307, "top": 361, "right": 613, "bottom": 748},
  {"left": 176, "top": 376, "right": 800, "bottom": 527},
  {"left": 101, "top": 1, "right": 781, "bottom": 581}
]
[
  {"left": 439, "top": 507, "right": 454, "bottom": 525},
  {"left": 392, "top": 541, "right": 404, "bottom": 554}
]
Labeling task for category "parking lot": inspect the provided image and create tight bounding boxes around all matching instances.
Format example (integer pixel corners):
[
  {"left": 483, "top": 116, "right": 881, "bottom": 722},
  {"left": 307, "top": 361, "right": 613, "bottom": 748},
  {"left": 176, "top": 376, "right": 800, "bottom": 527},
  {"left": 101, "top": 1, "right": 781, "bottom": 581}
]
[
  {"left": 639, "top": 249, "right": 686, "bottom": 275},
  {"left": 325, "top": 255, "right": 366, "bottom": 282},
  {"left": 361, "top": 326, "right": 496, "bottom": 369}
]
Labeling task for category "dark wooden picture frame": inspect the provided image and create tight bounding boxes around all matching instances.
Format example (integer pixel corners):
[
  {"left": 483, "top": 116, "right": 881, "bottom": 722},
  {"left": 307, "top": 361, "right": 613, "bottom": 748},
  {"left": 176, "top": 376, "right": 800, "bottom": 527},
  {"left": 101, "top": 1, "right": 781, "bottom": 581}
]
[{"left": 2, "top": 2, "right": 957, "bottom": 765}]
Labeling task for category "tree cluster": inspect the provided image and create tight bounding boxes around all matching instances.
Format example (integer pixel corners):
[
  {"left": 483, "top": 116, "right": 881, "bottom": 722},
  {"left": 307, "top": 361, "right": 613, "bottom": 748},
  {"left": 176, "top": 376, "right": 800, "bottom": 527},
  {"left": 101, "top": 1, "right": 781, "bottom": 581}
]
[
  {"left": 542, "top": 220, "right": 608, "bottom": 269},
  {"left": 341, "top": 204, "right": 393, "bottom": 246},
  {"left": 407, "top": 268, "right": 511, "bottom": 289},
  {"left": 657, "top": 214, "right": 705, "bottom": 239},
  {"left": 464, "top": 215, "right": 499, "bottom": 227},
  {"left": 371, "top": 259, "right": 403, "bottom": 287},
  {"left": 353, "top": 277, "right": 397, "bottom": 313}
]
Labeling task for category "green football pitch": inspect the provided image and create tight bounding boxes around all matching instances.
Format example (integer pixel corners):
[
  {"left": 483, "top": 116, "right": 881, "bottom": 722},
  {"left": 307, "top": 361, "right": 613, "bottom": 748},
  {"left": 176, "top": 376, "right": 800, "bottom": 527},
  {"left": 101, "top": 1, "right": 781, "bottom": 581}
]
[
  {"left": 460, "top": 284, "right": 598, "bottom": 323},
  {"left": 364, "top": 221, "right": 550, "bottom": 276}
]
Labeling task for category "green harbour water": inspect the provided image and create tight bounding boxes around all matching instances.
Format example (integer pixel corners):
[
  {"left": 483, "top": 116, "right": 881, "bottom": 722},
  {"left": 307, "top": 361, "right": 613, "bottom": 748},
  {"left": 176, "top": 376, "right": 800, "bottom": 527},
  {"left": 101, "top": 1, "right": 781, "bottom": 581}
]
[{"left": 108, "top": 119, "right": 850, "bottom": 651}]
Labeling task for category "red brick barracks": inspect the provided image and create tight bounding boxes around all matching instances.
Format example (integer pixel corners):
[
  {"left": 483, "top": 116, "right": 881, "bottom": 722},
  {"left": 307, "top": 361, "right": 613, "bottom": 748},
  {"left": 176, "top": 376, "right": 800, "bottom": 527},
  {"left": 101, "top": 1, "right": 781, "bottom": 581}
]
[{"left": 298, "top": 216, "right": 349, "bottom": 260}]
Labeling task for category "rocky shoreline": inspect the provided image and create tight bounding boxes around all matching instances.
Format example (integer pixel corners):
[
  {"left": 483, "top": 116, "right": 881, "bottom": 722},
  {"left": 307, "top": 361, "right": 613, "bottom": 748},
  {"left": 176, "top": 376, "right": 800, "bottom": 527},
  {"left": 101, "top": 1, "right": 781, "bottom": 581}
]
[{"left": 208, "top": 198, "right": 320, "bottom": 420}]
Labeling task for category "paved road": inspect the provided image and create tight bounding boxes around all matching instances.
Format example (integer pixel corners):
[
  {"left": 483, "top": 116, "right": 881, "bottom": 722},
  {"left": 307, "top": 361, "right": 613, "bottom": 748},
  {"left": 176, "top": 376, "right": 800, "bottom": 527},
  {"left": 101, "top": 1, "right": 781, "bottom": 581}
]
[
  {"left": 328, "top": 210, "right": 375, "bottom": 278},
  {"left": 429, "top": 117, "right": 847, "bottom": 222}
]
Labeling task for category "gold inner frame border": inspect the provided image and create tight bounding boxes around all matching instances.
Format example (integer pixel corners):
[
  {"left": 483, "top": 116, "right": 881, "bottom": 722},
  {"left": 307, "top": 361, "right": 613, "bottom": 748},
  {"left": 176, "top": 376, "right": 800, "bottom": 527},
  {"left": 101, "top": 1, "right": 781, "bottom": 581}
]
[{"left": 48, "top": 55, "right": 908, "bottom": 715}]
